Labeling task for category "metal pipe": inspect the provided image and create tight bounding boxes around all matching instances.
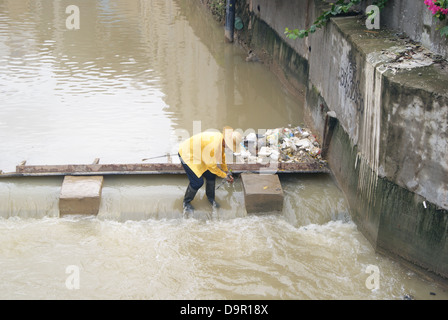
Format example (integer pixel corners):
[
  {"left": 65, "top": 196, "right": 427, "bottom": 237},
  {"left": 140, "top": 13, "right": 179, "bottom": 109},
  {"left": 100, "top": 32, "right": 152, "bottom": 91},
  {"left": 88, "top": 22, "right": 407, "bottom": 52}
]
[{"left": 225, "top": 0, "right": 236, "bottom": 42}]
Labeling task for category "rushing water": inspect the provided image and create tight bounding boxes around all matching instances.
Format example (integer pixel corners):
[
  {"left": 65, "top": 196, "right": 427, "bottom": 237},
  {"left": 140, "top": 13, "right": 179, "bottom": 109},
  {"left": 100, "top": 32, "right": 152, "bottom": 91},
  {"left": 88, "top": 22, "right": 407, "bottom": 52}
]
[{"left": 0, "top": 0, "right": 446, "bottom": 300}]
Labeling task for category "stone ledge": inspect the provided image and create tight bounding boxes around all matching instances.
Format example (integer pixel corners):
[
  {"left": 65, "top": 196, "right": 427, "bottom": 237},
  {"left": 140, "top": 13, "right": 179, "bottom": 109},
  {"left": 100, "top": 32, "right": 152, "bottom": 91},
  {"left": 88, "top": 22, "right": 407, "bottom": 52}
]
[
  {"left": 59, "top": 176, "right": 104, "bottom": 216},
  {"left": 331, "top": 16, "right": 448, "bottom": 97},
  {"left": 241, "top": 173, "right": 284, "bottom": 214}
]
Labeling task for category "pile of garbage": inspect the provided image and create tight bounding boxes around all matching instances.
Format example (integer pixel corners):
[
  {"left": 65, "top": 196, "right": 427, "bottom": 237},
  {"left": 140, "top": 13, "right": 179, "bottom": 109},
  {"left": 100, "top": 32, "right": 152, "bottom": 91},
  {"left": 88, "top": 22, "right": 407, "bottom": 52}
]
[{"left": 236, "top": 125, "right": 326, "bottom": 164}]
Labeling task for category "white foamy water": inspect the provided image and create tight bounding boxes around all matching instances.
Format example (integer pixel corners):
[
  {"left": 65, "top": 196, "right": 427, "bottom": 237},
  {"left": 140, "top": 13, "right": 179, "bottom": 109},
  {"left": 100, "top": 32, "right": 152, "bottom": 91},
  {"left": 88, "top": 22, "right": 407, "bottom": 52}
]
[{"left": 0, "top": 175, "right": 446, "bottom": 300}]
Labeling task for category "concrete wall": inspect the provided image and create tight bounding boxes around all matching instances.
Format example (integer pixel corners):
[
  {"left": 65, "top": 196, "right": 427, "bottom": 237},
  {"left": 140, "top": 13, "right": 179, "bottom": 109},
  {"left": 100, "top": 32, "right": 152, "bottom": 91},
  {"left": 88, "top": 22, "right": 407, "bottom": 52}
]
[
  {"left": 236, "top": 0, "right": 448, "bottom": 281},
  {"left": 249, "top": 0, "right": 448, "bottom": 59},
  {"left": 378, "top": 0, "right": 448, "bottom": 60}
]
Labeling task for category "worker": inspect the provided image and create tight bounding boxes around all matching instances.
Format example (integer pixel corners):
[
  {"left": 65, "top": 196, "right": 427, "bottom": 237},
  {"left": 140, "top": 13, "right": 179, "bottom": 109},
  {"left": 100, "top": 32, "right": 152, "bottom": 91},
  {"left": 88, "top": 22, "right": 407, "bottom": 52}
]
[{"left": 178, "top": 126, "right": 242, "bottom": 214}]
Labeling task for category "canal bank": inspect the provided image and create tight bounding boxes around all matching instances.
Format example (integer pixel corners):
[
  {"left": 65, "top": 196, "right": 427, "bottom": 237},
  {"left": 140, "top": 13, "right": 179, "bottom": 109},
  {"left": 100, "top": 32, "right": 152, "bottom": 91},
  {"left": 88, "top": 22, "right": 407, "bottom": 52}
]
[{"left": 224, "top": 0, "right": 448, "bottom": 283}]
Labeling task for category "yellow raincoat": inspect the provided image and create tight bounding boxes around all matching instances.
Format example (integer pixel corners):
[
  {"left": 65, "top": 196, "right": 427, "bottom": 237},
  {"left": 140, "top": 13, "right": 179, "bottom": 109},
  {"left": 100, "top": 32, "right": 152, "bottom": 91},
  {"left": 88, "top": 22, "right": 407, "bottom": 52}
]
[{"left": 178, "top": 131, "right": 228, "bottom": 179}]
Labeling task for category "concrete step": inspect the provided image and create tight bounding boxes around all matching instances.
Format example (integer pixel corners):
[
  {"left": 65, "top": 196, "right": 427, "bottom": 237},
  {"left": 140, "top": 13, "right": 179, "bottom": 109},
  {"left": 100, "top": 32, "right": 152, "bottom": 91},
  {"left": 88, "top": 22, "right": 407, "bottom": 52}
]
[
  {"left": 241, "top": 173, "right": 284, "bottom": 214},
  {"left": 59, "top": 176, "right": 104, "bottom": 216}
]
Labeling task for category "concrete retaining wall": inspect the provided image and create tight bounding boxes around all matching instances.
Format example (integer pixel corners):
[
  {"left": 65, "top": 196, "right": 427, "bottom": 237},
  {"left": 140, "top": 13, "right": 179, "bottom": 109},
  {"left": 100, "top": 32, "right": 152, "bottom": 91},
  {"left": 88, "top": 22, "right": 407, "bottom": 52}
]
[
  {"left": 247, "top": 0, "right": 448, "bottom": 60},
  {"left": 378, "top": 0, "right": 448, "bottom": 60},
  {"left": 235, "top": 0, "right": 448, "bottom": 281}
]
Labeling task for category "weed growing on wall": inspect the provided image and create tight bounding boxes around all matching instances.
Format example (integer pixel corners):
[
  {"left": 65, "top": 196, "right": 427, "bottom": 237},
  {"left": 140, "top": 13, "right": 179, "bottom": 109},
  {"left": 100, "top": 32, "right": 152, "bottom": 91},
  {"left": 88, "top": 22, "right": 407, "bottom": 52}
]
[{"left": 284, "top": 0, "right": 389, "bottom": 39}]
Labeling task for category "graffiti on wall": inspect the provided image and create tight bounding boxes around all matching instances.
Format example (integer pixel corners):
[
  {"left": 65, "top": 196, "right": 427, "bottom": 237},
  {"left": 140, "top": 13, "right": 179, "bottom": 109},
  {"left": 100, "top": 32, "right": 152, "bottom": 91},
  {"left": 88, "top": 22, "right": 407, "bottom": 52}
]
[{"left": 339, "top": 60, "right": 364, "bottom": 113}]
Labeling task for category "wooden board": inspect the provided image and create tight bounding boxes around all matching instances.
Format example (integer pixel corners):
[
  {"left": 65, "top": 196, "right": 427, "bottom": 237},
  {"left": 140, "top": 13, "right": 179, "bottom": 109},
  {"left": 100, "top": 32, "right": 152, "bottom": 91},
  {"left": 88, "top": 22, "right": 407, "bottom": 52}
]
[{"left": 0, "top": 161, "right": 329, "bottom": 178}]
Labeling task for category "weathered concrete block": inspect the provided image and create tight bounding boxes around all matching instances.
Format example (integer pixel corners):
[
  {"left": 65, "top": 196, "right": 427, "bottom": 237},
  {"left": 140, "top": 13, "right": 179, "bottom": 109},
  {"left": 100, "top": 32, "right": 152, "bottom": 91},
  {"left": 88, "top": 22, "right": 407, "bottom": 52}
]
[
  {"left": 241, "top": 173, "right": 283, "bottom": 214},
  {"left": 59, "top": 176, "right": 104, "bottom": 216}
]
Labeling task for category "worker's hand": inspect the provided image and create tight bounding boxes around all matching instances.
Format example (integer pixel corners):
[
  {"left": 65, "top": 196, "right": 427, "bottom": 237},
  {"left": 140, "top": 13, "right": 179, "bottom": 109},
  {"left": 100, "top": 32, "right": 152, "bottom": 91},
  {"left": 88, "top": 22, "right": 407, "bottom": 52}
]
[{"left": 225, "top": 172, "right": 234, "bottom": 183}]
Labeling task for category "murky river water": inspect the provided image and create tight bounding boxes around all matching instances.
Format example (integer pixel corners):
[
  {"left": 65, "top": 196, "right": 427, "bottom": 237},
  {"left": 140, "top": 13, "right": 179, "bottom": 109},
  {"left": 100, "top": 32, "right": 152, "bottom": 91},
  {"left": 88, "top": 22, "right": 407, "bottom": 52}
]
[{"left": 0, "top": 0, "right": 446, "bottom": 300}]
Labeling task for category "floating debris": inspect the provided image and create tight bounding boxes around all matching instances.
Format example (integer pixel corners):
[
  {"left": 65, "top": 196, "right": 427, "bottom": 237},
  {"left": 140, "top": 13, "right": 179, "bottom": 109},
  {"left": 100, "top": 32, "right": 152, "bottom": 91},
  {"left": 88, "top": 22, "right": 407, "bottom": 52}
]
[
  {"left": 245, "top": 50, "right": 259, "bottom": 62},
  {"left": 235, "top": 125, "right": 327, "bottom": 165}
]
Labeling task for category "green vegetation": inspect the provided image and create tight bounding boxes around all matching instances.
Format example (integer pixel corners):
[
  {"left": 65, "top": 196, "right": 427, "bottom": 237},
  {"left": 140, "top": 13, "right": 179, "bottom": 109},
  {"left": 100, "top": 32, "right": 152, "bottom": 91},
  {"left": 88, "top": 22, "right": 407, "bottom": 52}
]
[
  {"left": 208, "top": 0, "right": 226, "bottom": 22},
  {"left": 284, "top": 0, "right": 389, "bottom": 39},
  {"left": 424, "top": 0, "right": 448, "bottom": 37}
]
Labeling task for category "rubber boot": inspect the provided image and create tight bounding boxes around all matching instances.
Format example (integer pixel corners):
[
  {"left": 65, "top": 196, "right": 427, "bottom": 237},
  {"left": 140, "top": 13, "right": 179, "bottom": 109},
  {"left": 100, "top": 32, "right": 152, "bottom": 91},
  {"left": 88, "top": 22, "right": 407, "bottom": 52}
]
[
  {"left": 206, "top": 179, "right": 220, "bottom": 208},
  {"left": 183, "top": 184, "right": 198, "bottom": 216}
]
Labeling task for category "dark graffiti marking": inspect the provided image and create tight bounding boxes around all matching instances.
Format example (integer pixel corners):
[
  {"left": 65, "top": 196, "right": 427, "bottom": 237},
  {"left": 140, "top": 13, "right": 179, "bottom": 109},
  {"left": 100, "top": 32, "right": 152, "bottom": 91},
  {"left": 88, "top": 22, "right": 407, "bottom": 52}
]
[{"left": 339, "top": 61, "right": 364, "bottom": 113}]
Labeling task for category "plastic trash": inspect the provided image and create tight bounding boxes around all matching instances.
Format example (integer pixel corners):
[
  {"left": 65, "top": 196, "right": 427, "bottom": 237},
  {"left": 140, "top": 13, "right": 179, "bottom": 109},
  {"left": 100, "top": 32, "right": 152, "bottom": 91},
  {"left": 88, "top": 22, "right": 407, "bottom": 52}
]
[
  {"left": 246, "top": 132, "right": 257, "bottom": 142},
  {"left": 294, "top": 138, "right": 311, "bottom": 149},
  {"left": 234, "top": 125, "right": 326, "bottom": 165},
  {"left": 235, "top": 17, "right": 244, "bottom": 30},
  {"left": 270, "top": 150, "right": 280, "bottom": 161},
  {"left": 258, "top": 146, "right": 272, "bottom": 157}
]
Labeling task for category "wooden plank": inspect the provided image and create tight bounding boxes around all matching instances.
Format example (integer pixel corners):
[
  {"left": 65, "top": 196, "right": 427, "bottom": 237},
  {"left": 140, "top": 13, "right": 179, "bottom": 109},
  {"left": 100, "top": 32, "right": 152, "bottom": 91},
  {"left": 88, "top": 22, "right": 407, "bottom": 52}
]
[
  {"left": 15, "top": 163, "right": 185, "bottom": 174},
  {"left": 16, "top": 162, "right": 328, "bottom": 173},
  {"left": 0, "top": 161, "right": 329, "bottom": 178}
]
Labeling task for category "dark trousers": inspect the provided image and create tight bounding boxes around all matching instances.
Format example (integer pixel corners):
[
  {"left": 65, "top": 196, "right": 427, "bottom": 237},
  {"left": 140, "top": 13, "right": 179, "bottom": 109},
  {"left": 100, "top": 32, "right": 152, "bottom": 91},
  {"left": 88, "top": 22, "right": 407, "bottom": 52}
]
[{"left": 179, "top": 154, "right": 216, "bottom": 191}]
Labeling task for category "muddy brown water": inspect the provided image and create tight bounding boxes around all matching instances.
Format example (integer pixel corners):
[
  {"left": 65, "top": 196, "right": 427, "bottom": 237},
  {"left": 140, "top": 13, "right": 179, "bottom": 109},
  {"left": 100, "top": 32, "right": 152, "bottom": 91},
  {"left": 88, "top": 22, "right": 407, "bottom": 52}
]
[{"left": 0, "top": 0, "right": 446, "bottom": 300}]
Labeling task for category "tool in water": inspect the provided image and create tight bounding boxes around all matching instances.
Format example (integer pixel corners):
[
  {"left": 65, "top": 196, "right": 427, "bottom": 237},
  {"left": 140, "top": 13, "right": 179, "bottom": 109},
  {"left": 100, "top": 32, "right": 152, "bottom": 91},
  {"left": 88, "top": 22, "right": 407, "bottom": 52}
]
[
  {"left": 142, "top": 153, "right": 178, "bottom": 162},
  {"left": 216, "top": 178, "right": 227, "bottom": 190},
  {"left": 216, "top": 170, "right": 235, "bottom": 190}
]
